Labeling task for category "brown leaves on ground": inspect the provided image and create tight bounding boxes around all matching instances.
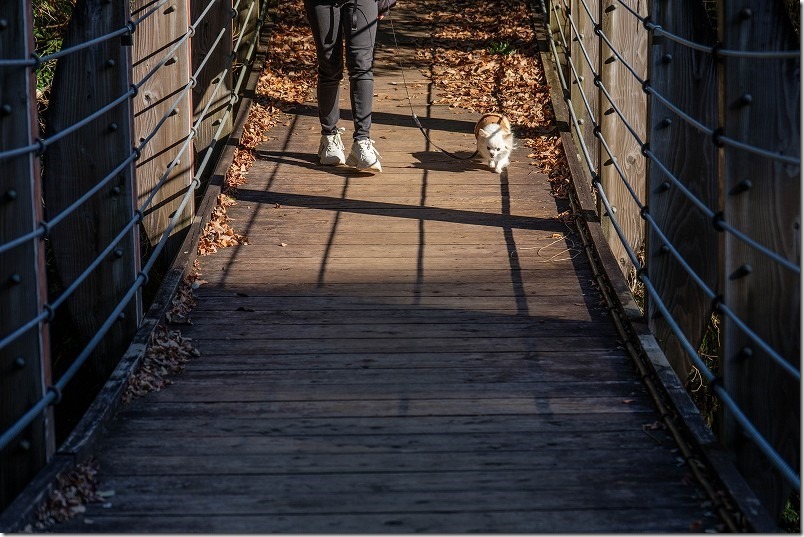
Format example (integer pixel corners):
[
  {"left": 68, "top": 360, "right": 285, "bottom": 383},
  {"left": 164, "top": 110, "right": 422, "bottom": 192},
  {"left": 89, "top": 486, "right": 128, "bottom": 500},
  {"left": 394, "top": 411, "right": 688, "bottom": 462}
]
[
  {"left": 418, "top": 0, "right": 571, "bottom": 200},
  {"left": 198, "top": 195, "right": 249, "bottom": 256},
  {"left": 198, "top": 1, "right": 314, "bottom": 257},
  {"left": 25, "top": 459, "right": 102, "bottom": 532},
  {"left": 121, "top": 324, "right": 201, "bottom": 404}
]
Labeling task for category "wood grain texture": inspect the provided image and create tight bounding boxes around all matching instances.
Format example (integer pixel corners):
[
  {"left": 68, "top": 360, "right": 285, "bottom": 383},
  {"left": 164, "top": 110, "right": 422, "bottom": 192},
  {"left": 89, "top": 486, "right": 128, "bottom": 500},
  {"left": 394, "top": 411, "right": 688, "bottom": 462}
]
[
  {"left": 0, "top": 0, "right": 50, "bottom": 511},
  {"left": 132, "top": 0, "right": 194, "bottom": 250},
  {"left": 720, "top": 0, "right": 801, "bottom": 519},
  {"left": 50, "top": 2, "right": 719, "bottom": 532},
  {"left": 41, "top": 0, "right": 141, "bottom": 396},
  {"left": 598, "top": 0, "right": 647, "bottom": 276},
  {"left": 647, "top": 0, "right": 719, "bottom": 378}
]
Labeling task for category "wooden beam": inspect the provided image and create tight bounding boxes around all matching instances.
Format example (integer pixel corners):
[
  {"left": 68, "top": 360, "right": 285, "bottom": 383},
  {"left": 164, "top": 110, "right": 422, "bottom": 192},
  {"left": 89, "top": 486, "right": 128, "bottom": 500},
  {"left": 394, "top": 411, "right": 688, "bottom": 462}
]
[
  {"left": 646, "top": 0, "right": 719, "bottom": 379},
  {"left": 191, "top": 0, "right": 233, "bottom": 175},
  {"left": 720, "top": 0, "right": 801, "bottom": 520},
  {"left": 598, "top": 0, "right": 647, "bottom": 277},
  {"left": 0, "top": 0, "right": 51, "bottom": 511},
  {"left": 132, "top": 0, "right": 194, "bottom": 255},
  {"left": 42, "top": 0, "right": 141, "bottom": 399}
]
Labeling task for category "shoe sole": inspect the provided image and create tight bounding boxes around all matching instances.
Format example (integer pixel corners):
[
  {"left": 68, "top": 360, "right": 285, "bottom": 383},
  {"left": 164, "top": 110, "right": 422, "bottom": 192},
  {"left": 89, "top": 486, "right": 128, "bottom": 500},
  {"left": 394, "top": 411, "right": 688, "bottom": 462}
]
[
  {"left": 345, "top": 157, "right": 382, "bottom": 172},
  {"left": 320, "top": 156, "right": 346, "bottom": 165}
]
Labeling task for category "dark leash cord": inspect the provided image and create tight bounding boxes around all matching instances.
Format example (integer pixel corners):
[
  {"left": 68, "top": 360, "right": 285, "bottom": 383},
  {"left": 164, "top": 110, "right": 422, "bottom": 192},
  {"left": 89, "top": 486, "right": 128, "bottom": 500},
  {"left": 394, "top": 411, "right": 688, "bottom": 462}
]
[{"left": 387, "top": 13, "right": 479, "bottom": 160}]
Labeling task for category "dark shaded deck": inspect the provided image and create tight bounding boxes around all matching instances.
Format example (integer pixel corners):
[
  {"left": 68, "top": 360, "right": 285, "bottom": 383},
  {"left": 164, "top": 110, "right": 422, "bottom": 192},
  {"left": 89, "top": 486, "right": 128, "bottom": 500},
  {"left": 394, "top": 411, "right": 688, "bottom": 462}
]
[{"left": 52, "top": 6, "right": 718, "bottom": 533}]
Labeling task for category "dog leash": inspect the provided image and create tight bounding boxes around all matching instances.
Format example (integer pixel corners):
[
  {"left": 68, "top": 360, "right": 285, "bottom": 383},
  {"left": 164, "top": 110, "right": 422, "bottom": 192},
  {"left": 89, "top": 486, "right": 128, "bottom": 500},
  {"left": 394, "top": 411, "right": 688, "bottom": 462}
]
[{"left": 386, "top": 13, "right": 479, "bottom": 160}]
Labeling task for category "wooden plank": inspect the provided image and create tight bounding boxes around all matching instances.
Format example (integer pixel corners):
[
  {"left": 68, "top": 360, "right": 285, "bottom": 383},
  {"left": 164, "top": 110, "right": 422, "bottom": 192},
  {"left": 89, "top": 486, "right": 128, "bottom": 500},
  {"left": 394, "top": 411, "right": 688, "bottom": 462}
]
[
  {"left": 569, "top": 0, "right": 600, "bottom": 172},
  {"left": 41, "top": 0, "right": 141, "bottom": 397},
  {"left": 160, "top": 351, "right": 634, "bottom": 371},
  {"left": 46, "top": 476, "right": 706, "bottom": 520},
  {"left": 132, "top": 0, "right": 194, "bottom": 252},
  {"left": 50, "top": 507, "right": 714, "bottom": 534},
  {"left": 720, "top": 0, "right": 801, "bottom": 520},
  {"left": 598, "top": 0, "right": 647, "bottom": 276},
  {"left": 191, "top": 0, "right": 233, "bottom": 168},
  {"left": 0, "top": 0, "right": 51, "bottom": 511},
  {"left": 644, "top": 0, "right": 719, "bottom": 379}
]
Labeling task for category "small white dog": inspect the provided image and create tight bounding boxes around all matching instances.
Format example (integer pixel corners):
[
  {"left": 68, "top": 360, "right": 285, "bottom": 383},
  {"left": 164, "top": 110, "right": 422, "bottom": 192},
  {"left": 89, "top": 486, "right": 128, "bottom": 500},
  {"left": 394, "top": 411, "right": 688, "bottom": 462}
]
[{"left": 474, "top": 113, "right": 513, "bottom": 173}]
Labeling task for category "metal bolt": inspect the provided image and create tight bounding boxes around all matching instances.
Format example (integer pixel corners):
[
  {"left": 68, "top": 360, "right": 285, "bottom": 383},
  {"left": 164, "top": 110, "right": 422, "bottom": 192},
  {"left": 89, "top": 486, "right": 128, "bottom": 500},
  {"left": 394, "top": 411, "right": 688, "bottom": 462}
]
[
  {"left": 729, "top": 263, "right": 753, "bottom": 280},
  {"left": 114, "top": 248, "right": 124, "bottom": 258},
  {"left": 106, "top": 58, "right": 117, "bottom": 68},
  {"left": 170, "top": 107, "right": 179, "bottom": 116},
  {"left": 14, "top": 357, "right": 26, "bottom": 369},
  {"left": 729, "top": 178, "right": 752, "bottom": 195},
  {"left": 738, "top": 346, "right": 753, "bottom": 361},
  {"left": 0, "top": 19, "right": 8, "bottom": 31},
  {"left": 661, "top": 53, "right": 673, "bottom": 64},
  {"left": 118, "top": 312, "right": 126, "bottom": 321},
  {"left": 659, "top": 244, "right": 670, "bottom": 254},
  {"left": 659, "top": 117, "right": 672, "bottom": 128},
  {"left": 18, "top": 440, "right": 31, "bottom": 452},
  {"left": 164, "top": 4, "right": 176, "bottom": 14},
  {"left": 577, "top": 118, "right": 585, "bottom": 125},
  {"left": 5, "top": 189, "right": 17, "bottom": 201},
  {"left": 658, "top": 180, "right": 671, "bottom": 192},
  {"left": 739, "top": 8, "right": 753, "bottom": 20},
  {"left": 165, "top": 56, "right": 178, "bottom": 66},
  {"left": 1, "top": 104, "right": 11, "bottom": 116},
  {"left": 109, "top": 122, "right": 119, "bottom": 132},
  {"left": 111, "top": 186, "right": 122, "bottom": 196},
  {"left": 9, "top": 273, "right": 21, "bottom": 285},
  {"left": 737, "top": 93, "right": 753, "bottom": 106}
]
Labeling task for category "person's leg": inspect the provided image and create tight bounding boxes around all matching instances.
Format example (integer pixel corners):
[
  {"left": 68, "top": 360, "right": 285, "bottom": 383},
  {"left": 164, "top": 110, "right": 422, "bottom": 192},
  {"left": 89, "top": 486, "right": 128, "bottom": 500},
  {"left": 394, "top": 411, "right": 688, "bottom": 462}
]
[
  {"left": 343, "top": 0, "right": 378, "bottom": 140},
  {"left": 304, "top": 0, "right": 343, "bottom": 135}
]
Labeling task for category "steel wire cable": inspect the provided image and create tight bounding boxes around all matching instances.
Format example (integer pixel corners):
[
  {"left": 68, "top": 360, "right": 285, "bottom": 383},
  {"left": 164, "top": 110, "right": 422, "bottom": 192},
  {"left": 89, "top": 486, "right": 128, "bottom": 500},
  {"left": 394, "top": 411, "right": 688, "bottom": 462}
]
[
  {"left": 596, "top": 176, "right": 801, "bottom": 491},
  {"left": 0, "top": 0, "right": 267, "bottom": 452},
  {"left": 1, "top": 0, "right": 244, "bottom": 261},
  {"left": 544, "top": 2, "right": 801, "bottom": 488},
  {"left": 557, "top": 27, "right": 802, "bottom": 369},
  {"left": 617, "top": 0, "right": 801, "bottom": 60},
  {"left": 554, "top": 0, "right": 801, "bottom": 374},
  {"left": 0, "top": 152, "right": 138, "bottom": 257},
  {"left": 561, "top": 7, "right": 802, "bottom": 272},
  {"left": 0, "top": 0, "right": 168, "bottom": 68}
]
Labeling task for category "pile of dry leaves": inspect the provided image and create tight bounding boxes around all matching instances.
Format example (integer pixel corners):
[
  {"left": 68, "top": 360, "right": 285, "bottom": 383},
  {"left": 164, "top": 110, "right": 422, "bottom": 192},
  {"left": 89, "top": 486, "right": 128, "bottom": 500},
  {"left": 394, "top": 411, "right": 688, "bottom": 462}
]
[
  {"left": 25, "top": 459, "right": 104, "bottom": 532},
  {"left": 417, "top": 0, "right": 571, "bottom": 199}
]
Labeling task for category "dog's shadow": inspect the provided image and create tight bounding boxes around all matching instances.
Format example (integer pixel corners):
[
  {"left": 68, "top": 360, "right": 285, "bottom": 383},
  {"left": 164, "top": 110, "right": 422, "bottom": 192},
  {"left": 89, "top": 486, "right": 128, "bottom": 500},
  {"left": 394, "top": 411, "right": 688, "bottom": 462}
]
[{"left": 409, "top": 150, "right": 493, "bottom": 173}]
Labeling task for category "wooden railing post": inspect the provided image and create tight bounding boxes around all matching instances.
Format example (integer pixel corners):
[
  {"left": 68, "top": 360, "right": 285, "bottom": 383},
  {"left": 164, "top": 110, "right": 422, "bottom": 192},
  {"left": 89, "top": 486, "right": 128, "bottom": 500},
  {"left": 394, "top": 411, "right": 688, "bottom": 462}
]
[
  {"left": 646, "top": 0, "right": 719, "bottom": 379},
  {"left": 132, "top": 0, "right": 194, "bottom": 259},
  {"left": 42, "top": 0, "right": 141, "bottom": 401},
  {"left": 719, "top": 1, "right": 801, "bottom": 520},
  {"left": 598, "top": 0, "right": 647, "bottom": 277},
  {"left": 0, "top": 0, "right": 52, "bottom": 510},
  {"left": 191, "top": 0, "right": 234, "bottom": 175},
  {"left": 568, "top": 0, "right": 599, "bottom": 174}
]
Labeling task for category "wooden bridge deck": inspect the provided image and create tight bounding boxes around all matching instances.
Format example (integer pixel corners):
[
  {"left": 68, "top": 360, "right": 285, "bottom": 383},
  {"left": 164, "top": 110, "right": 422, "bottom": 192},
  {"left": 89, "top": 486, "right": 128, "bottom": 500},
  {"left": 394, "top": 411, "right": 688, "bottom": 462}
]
[{"left": 52, "top": 10, "right": 719, "bottom": 533}]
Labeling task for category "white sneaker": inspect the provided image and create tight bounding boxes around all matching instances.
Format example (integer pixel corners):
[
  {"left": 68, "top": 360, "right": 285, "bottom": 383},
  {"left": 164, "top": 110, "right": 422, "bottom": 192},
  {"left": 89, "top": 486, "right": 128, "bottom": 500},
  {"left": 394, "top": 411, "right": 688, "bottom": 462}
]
[
  {"left": 345, "top": 138, "right": 382, "bottom": 172},
  {"left": 318, "top": 128, "right": 346, "bottom": 165}
]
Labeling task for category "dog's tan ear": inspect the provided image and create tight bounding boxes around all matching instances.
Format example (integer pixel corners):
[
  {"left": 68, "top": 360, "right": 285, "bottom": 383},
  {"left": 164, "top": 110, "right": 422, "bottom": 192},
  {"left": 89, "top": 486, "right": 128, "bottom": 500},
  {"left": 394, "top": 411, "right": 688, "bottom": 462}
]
[{"left": 500, "top": 115, "right": 512, "bottom": 133}]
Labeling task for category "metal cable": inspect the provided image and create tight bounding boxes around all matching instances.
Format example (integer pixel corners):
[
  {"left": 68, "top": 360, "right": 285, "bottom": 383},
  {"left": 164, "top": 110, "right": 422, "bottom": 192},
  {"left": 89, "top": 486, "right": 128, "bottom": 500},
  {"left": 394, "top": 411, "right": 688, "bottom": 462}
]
[
  {"left": 598, "top": 177, "right": 800, "bottom": 490},
  {"left": 0, "top": 89, "right": 136, "bottom": 163},
  {"left": 545, "top": 2, "right": 800, "bottom": 490},
  {"left": 617, "top": 0, "right": 801, "bottom": 60},
  {"left": 0, "top": 0, "right": 269, "bottom": 456},
  {"left": 565, "top": 13, "right": 802, "bottom": 270}
]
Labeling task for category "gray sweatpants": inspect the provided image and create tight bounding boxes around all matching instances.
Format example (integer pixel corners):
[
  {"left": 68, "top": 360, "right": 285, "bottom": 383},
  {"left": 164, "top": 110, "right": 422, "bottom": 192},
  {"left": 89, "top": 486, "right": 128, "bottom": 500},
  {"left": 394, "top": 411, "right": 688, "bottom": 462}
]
[{"left": 304, "top": 0, "right": 378, "bottom": 141}]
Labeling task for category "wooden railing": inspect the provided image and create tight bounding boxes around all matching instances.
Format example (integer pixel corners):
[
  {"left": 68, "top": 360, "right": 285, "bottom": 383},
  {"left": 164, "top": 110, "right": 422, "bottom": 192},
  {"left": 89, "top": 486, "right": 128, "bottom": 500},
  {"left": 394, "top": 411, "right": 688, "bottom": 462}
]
[
  {"left": 543, "top": 0, "right": 800, "bottom": 520},
  {"left": 0, "top": 0, "right": 267, "bottom": 511}
]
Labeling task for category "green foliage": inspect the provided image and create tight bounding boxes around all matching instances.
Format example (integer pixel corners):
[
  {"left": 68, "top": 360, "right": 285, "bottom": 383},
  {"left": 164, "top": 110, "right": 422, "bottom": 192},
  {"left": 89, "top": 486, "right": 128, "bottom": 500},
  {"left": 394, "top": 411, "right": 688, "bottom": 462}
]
[
  {"left": 781, "top": 494, "right": 801, "bottom": 533},
  {"left": 32, "top": 0, "right": 75, "bottom": 103},
  {"left": 488, "top": 40, "right": 516, "bottom": 56}
]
